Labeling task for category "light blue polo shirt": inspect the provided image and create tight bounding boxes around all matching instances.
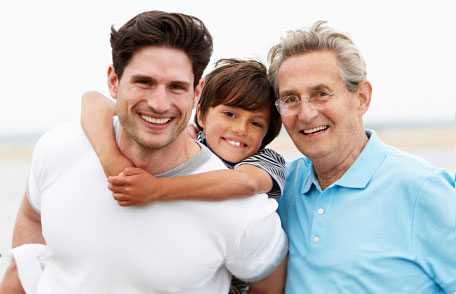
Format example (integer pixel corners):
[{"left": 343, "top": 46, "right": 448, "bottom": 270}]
[{"left": 279, "top": 130, "right": 456, "bottom": 293}]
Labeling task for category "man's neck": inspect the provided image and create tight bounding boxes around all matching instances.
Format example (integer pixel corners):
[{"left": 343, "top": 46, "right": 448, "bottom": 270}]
[
  {"left": 117, "top": 129, "right": 200, "bottom": 175},
  {"left": 313, "top": 130, "right": 368, "bottom": 190}
]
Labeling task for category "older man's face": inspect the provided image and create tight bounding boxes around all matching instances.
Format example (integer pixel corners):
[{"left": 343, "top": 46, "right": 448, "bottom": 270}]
[{"left": 277, "top": 51, "right": 366, "bottom": 162}]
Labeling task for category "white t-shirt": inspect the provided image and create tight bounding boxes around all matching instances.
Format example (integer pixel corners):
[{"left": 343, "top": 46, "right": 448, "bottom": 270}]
[{"left": 27, "top": 123, "right": 287, "bottom": 294}]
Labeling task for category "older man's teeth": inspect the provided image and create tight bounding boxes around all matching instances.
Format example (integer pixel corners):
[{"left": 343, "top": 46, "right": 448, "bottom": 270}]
[
  {"left": 303, "top": 125, "right": 329, "bottom": 134},
  {"left": 227, "top": 140, "right": 241, "bottom": 147},
  {"left": 141, "top": 115, "right": 170, "bottom": 124}
]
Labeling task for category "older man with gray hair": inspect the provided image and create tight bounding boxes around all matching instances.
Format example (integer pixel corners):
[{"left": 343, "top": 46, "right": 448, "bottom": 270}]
[{"left": 268, "top": 21, "right": 456, "bottom": 293}]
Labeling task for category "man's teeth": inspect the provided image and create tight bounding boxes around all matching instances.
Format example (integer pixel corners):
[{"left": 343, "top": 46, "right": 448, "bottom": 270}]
[
  {"left": 227, "top": 140, "right": 241, "bottom": 147},
  {"left": 141, "top": 115, "right": 170, "bottom": 124},
  {"left": 303, "top": 125, "right": 328, "bottom": 134}
]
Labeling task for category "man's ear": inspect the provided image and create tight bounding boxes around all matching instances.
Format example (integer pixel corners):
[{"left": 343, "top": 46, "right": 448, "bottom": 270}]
[
  {"left": 194, "top": 79, "right": 206, "bottom": 128},
  {"left": 194, "top": 78, "right": 205, "bottom": 107},
  {"left": 107, "top": 65, "right": 119, "bottom": 99},
  {"left": 196, "top": 109, "right": 205, "bottom": 129},
  {"left": 356, "top": 80, "right": 372, "bottom": 115}
]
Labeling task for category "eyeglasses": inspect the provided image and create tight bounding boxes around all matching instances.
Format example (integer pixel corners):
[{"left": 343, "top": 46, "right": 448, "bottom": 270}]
[{"left": 274, "top": 90, "right": 335, "bottom": 115}]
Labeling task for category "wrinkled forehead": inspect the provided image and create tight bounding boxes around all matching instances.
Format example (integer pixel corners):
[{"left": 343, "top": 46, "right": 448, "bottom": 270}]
[{"left": 277, "top": 52, "right": 343, "bottom": 95}]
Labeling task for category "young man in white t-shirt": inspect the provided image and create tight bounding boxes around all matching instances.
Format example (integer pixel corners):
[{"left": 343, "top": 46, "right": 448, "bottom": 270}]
[{"left": 0, "top": 10, "right": 287, "bottom": 294}]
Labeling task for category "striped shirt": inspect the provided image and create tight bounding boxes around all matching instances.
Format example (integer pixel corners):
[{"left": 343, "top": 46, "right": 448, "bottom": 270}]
[{"left": 197, "top": 132, "right": 285, "bottom": 199}]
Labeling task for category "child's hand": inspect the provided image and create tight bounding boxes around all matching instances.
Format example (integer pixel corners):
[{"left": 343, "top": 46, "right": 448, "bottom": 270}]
[{"left": 108, "top": 167, "right": 162, "bottom": 206}]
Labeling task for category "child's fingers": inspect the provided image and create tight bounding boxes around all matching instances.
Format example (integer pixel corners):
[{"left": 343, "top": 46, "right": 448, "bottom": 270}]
[
  {"left": 113, "top": 193, "right": 130, "bottom": 202},
  {"left": 109, "top": 184, "right": 132, "bottom": 195},
  {"left": 108, "top": 183, "right": 123, "bottom": 193},
  {"left": 117, "top": 200, "right": 132, "bottom": 207},
  {"left": 108, "top": 176, "right": 129, "bottom": 186}
]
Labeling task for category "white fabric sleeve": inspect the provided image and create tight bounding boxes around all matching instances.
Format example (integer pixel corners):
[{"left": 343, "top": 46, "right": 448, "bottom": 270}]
[
  {"left": 10, "top": 244, "right": 48, "bottom": 294},
  {"left": 26, "top": 137, "right": 45, "bottom": 214},
  {"left": 225, "top": 212, "right": 288, "bottom": 282}
]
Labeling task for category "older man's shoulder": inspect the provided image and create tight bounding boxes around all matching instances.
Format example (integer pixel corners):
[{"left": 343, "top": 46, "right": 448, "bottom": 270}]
[
  {"left": 381, "top": 143, "right": 453, "bottom": 185},
  {"left": 285, "top": 156, "right": 312, "bottom": 177}
]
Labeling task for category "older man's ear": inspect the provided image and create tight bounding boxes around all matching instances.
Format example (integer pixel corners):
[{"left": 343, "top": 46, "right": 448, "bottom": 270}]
[{"left": 356, "top": 80, "right": 372, "bottom": 115}]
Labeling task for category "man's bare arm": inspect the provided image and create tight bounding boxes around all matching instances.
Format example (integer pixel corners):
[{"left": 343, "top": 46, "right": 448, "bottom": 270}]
[
  {"left": 249, "top": 257, "right": 287, "bottom": 294},
  {"left": 0, "top": 193, "right": 45, "bottom": 294}
]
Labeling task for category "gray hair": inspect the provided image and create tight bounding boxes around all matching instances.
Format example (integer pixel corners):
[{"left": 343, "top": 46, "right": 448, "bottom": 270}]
[{"left": 268, "top": 20, "right": 367, "bottom": 93}]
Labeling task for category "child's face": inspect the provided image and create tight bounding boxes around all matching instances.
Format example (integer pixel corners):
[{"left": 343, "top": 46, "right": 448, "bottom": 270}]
[{"left": 198, "top": 104, "right": 270, "bottom": 163}]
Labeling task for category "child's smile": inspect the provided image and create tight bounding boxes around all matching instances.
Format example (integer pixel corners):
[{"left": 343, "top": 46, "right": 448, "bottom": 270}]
[{"left": 198, "top": 104, "right": 270, "bottom": 163}]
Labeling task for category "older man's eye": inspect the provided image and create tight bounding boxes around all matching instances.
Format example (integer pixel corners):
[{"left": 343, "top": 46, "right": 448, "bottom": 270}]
[
  {"left": 251, "top": 121, "right": 265, "bottom": 129},
  {"left": 311, "top": 90, "right": 333, "bottom": 103},
  {"left": 281, "top": 95, "right": 300, "bottom": 104}
]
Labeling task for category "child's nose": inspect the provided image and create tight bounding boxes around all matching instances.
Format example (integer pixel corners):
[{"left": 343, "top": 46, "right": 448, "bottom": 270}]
[{"left": 232, "top": 120, "right": 248, "bottom": 135}]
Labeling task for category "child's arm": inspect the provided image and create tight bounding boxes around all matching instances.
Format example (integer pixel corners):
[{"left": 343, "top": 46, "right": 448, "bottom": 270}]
[
  {"left": 108, "top": 165, "right": 273, "bottom": 206},
  {"left": 80, "top": 91, "right": 133, "bottom": 176}
]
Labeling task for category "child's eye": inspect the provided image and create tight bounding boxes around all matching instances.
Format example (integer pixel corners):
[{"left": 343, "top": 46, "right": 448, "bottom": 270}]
[
  {"left": 251, "top": 121, "right": 265, "bottom": 129},
  {"left": 222, "top": 111, "right": 235, "bottom": 118}
]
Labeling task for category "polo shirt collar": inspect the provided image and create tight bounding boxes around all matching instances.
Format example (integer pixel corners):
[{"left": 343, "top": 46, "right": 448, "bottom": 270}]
[{"left": 301, "top": 129, "right": 388, "bottom": 194}]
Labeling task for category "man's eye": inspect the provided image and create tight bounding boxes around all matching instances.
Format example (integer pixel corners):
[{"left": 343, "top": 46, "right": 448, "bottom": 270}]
[
  {"left": 281, "top": 95, "right": 300, "bottom": 104},
  {"left": 318, "top": 91, "right": 331, "bottom": 97},
  {"left": 170, "top": 84, "right": 187, "bottom": 91},
  {"left": 136, "top": 80, "right": 151, "bottom": 86}
]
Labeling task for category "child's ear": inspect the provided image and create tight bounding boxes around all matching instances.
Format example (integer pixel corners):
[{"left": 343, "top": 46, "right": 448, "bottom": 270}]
[
  {"left": 107, "top": 65, "right": 119, "bottom": 99},
  {"left": 196, "top": 110, "right": 205, "bottom": 129}
]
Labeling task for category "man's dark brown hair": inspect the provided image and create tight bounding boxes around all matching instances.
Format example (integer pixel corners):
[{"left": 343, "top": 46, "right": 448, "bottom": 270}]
[
  {"left": 196, "top": 59, "right": 282, "bottom": 148},
  {"left": 110, "top": 10, "right": 213, "bottom": 87}
]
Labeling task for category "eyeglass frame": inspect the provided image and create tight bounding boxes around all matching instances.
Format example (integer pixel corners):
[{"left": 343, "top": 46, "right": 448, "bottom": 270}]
[{"left": 274, "top": 90, "right": 336, "bottom": 115}]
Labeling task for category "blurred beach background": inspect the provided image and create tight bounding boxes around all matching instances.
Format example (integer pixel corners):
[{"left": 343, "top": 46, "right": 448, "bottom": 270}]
[
  {"left": 1, "top": 0, "right": 456, "bottom": 280},
  {"left": 1, "top": 123, "right": 455, "bottom": 276}
]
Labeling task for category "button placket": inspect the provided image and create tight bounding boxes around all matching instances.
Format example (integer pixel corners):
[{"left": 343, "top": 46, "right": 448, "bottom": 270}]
[{"left": 311, "top": 191, "right": 327, "bottom": 246}]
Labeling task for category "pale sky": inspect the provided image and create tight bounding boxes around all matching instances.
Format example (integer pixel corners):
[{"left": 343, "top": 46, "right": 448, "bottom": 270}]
[{"left": 1, "top": 0, "right": 455, "bottom": 133}]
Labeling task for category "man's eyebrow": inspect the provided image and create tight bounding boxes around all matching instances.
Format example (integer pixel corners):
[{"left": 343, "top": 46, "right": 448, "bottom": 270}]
[
  {"left": 170, "top": 80, "right": 192, "bottom": 87},
  {"left": 130, "top": 74, "right": 154, "bottom": 82},
  {"left": 278, "top": 89, "right": 299, "bottom": 97},
  {"left": 310, "top": 84, "right": 331, "bottom": 91}
]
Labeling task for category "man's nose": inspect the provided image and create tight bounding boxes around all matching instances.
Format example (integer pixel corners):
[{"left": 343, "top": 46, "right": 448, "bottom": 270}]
[
  {"left": 297, "top": 102, "right": 319, "bottom": 123},
  {"left": 147, "top": 86, "right": 170, "bottom": 113}
]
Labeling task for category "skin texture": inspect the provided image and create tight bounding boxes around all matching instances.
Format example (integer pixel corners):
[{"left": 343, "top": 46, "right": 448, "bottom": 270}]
[
  {"left": 81, "top": 93, "right": 273, "bottom": 206},
  {"left": 0, "top": 46, "right": 202, "bottom": 291},
  {"left": 197, "top": 104, "right": 270, "bottom": 164},
  {"left": 277, "top": 51, "right": 371, "bottom": 189},
  {"left": 108, "top": 46, "right": 202, "bottom": 175}
]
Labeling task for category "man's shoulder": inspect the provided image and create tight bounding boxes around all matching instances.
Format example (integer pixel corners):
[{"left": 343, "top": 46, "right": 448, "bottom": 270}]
[
  {"left": 381, "top": 144, "right": 450, "bottom": 181},
  {"left": 35, "top": 122, "right": 86, "bottom": 150},
  {"left": 32, "top": 121, "right": 91, "bottom": 170},
  {"left": 189, "top": 143, "right": 228, "bottom": 173},
  {"left": 285, "top": 156, "right": 311, "bottom": 178}
]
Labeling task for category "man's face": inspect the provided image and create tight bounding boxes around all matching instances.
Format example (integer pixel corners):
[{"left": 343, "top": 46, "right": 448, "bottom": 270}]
[
  {"left": 108, "top": 46, "right": 200, "bottom": 151},
  {"left": 277, "top": 51, "right": 369, "bottom": 161}
]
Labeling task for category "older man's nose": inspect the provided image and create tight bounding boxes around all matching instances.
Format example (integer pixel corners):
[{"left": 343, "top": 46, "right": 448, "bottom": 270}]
[{"left": 297, "top": 102, "right": 319, "bottom": 123}]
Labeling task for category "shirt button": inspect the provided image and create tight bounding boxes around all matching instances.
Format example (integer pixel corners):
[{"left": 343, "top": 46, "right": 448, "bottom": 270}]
[
  {"left": 317, "top": 208, "right": 325, "bottom": 215},
  {"left": 312, "top": 235, "right": 320, "bottom": 243}
]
